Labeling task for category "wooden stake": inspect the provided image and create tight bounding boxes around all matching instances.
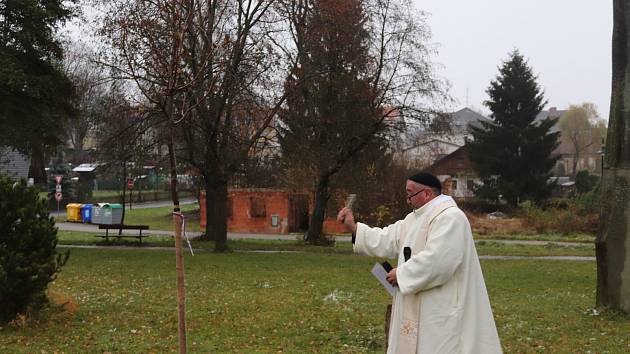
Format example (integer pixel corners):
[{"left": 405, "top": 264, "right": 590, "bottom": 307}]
[{"left": 173, "top": 209, "right": 187, "bottom": 354}]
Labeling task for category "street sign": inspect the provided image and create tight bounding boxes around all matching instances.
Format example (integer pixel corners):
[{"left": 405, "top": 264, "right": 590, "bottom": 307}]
[
  {"left": 55, "top": 192, "right": 62, "bottom": 201},
  {"left": 55, "top": 184, "right": 62, "bottom": 193},
  {"left": 55, "top": 175, "right": 63, "bottom": 184},
  {"left": 127, "top": 178, "right": 134, "bottom": 189}
]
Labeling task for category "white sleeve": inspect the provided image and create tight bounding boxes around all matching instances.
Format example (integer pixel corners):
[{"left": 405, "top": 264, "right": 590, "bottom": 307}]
[
  {"left": 353, "top": 220, "right": 403, "bottom": 259},
  {"left": 395, "top": 208, "right": 466, "bottom": 295}
]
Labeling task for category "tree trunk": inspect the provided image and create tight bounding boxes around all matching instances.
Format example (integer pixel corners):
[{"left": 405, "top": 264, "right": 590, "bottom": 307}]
[
  {"left": 305, "top": 176, "right": 332, "bottom": 245},
  {"left": 168, "top": 121, "right": 187, "bottom": 354},
  {"left": 28, "top": 145, "right": 47, "bottom": 184},
  {"left": 572, "top": 148, "right": 580, "bottom": 179},
  {"left": 202, "top": 176, "right": 229, "bottom": 252},
  {"left": 119, "top": 160, "right": 127, "bottom": 235},
  {"left": 596, "top": 0, "right": 630, "bottom": 313},
  {"left": 597, "top": 170, "right": 630, "bottom": 311}
]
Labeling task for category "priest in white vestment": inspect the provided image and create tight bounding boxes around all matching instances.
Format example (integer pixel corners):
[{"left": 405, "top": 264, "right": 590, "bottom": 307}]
[{"left": 337, "top": 172, "right": 502, "bottom": 354}]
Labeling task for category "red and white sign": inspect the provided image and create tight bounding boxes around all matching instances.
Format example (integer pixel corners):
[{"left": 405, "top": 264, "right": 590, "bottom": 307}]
[
  {"left": 127, "top": 178, "right": 134, "bottom": 189},
  {"left": 55, "top": 192, "right": 62, "bottom": 201},
  {"left": 55, "top": 175, "right": 63, "bottom": 184}
]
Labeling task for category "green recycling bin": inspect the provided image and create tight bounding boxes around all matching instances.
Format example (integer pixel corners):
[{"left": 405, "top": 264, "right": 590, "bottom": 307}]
[{"left": 93, "top": 203, "right": 124, "bottom": 225}]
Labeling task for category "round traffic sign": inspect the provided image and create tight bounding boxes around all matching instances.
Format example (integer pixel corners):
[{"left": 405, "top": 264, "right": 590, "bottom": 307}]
[{"left": 55, "top": 192, "right": 62, "bottom": 201}]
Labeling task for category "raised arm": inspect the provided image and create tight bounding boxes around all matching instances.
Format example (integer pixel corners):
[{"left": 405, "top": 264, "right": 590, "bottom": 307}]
[{"left": 337, "top": 206, "right": 401, "bottom": 259}]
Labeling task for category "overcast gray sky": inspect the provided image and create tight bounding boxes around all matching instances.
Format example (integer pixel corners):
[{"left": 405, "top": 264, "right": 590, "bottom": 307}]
[{"left": 414, "top": 0, "right": 612, "bottom": 119}]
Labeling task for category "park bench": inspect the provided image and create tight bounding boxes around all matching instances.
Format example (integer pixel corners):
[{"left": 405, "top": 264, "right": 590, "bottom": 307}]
[{"left": 97, "top": 224, "right": 150, "bottom": 243}]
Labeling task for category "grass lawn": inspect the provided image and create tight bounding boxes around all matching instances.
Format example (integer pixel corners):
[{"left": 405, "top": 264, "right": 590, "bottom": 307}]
[
  {"left": 91, "top": 190, "right": 194, "bottom": 203},
  {"left": 122, "top": 204, "right": 201, "bottom": 231},
  {"left": 57, "top": 204, "right": 201, "bottom": 231},
  {"left": 0, "top": 249, "right": 626, "bottom": 353}
]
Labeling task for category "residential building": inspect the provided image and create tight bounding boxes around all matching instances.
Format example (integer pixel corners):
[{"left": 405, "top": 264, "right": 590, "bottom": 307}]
[
  {"left": 426, "top": 146, "right": 478, "bottom": 199},
  {"left": 397, "top": 107, "right": 492, "bottom": 169},
  {"left": 0, "top": 147, "right": 31, "bottom": 181}
]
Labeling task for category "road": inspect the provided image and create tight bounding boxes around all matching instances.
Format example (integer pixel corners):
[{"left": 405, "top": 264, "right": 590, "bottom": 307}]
[{"left": 50, "top": 197, "right": 197, "bottom": 218}]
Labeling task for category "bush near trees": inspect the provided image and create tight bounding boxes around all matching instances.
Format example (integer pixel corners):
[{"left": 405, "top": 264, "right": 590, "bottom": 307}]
[
  {"left": 0, "top": 176, "right": 68, "bottom": 325},
  {"left": 575, "top": 170, "right": 599, "bottom": 195},
  {"left": 519, "top": 186, "right": 601, "bottom": 235}
]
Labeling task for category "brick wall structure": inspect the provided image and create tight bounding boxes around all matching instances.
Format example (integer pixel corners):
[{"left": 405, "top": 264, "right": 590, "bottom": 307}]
[{"left": 200, "top": 188, "right": 348, "bottom": 235}]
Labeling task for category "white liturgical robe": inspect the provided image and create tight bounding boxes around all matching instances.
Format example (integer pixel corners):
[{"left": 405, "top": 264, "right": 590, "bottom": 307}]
[{"left": 354, "top": 196, "right": 502, "bottom": 354}]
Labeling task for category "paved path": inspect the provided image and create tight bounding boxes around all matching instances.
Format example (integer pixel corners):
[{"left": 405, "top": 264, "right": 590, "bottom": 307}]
[
  {"left": 56, "top": 222, "right": 593, "bottom": 247},
  {"left": 476, "top": 239, "right": 589, "bottom": 247},
  {"left": 479, "top": 255, "right": 594, "bottom": 261}
]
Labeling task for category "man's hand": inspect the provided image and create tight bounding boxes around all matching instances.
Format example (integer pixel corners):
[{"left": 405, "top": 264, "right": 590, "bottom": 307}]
[
  {"left": 386, "top": 268, "right": 398, "bottom": 286},
  {"left": 336, "top": 207, "right": 357, "bottom": 234}
]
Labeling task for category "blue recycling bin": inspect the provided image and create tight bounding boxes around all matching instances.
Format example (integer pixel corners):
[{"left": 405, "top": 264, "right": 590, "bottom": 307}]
[{"left": 81, "top": 204, "right": 93, "bottom": 223}]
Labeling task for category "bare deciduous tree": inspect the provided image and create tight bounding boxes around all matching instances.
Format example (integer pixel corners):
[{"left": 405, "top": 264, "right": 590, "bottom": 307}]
[
  {"left": 173, "top": 1, "right": 288, "bottom": 252},
  {"left": 99, "top": 1, "right": 196, "bottom": 351},
  {"left": 558, "top": 103, "right": 606, "bottom": 178},
  {"left": 100, "top": 1, "right": 293, "bottom": 253},
  {"left": 62, "top": 42, "right": 109, "bottom": 162}
]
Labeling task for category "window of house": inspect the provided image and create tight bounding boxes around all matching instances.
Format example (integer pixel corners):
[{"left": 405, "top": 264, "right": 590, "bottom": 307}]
[
  {"left": 227, "top": 198, "right": 233, "bottom": 218},
  {"left": 451, "top": 179, "right": 458, "bottom": 190},
  {"left": 467, "top": 179, "right": 475, "bottom": 191},
  {"left": 250, "top": 197, "right": 266, "bottom": 217}
]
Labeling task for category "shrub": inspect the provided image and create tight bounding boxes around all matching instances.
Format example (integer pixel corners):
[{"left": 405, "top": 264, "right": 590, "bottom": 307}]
[
  {"left": 520, "top": 201, "right": 554, "bottom": 233},
  {"left": 520, "top": 195, "right": 600, "bottom": 235},
  {"left": 574, "top": 183, "right": 602, "bottom": 215},
  {"left": 0, "top": 176, "right": 68, "bottom": 325},
  {"left": 575, "top": 170, "right": 599, "bottom": 195}
]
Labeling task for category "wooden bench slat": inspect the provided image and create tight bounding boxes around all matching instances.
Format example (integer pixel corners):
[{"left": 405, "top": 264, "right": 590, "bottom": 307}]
[
  {"left": 96, "top": 224, "right": 150, "bottom": 243},
  {"left": 98, "top": 224, "right": 149, "bottom": 230}
]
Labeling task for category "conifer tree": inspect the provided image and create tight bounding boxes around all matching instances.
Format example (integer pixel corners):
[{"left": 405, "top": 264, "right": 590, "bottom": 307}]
[
  {"left": 279, "top": 0, "right": 382, "bottom": 244},
  {"left": 0, "top": 176, "right": 68, "bottom": 324},
  {"left": 0, "top": 0, "right": 76, "bottom": 153},
  {"left": 468, "top": 50, "right": 559, "bottom": 206}
]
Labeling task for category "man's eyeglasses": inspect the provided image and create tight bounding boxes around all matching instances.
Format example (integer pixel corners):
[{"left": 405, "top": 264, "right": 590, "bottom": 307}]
[{"left": 407, "top": 189, "right": 427, "bottom": 200}]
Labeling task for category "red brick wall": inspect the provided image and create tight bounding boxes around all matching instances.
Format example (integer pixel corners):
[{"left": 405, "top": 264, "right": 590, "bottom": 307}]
[
  {"left": 200, "top": 189, "right": 349, "bottom": 235},
  {"left": 323, "top": 219, "right": 348, "bottom": 234},
  {"left": 227, "top": 190, "right": 290, "bottom": 234}
]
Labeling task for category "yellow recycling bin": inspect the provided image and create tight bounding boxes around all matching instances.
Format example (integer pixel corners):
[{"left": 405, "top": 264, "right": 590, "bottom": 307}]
[{"left": 66, "top": 203, "right": 83, "bottom": 222}]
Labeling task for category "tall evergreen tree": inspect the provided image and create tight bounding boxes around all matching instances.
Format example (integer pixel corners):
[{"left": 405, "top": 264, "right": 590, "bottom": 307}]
[
  {"left": 279, "top": 0, "right": 383, "bottom": 244},
  {"left": 0, "top": 0, "right": 76, "bottom": 153},
  {"left": 468, "top": 50, "right": 559, "bottom": 206}
]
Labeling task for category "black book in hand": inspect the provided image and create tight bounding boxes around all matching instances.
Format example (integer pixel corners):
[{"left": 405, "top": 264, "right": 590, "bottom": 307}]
[{"left": 381, "top": 261, "right": 393, "bottom": 273}]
